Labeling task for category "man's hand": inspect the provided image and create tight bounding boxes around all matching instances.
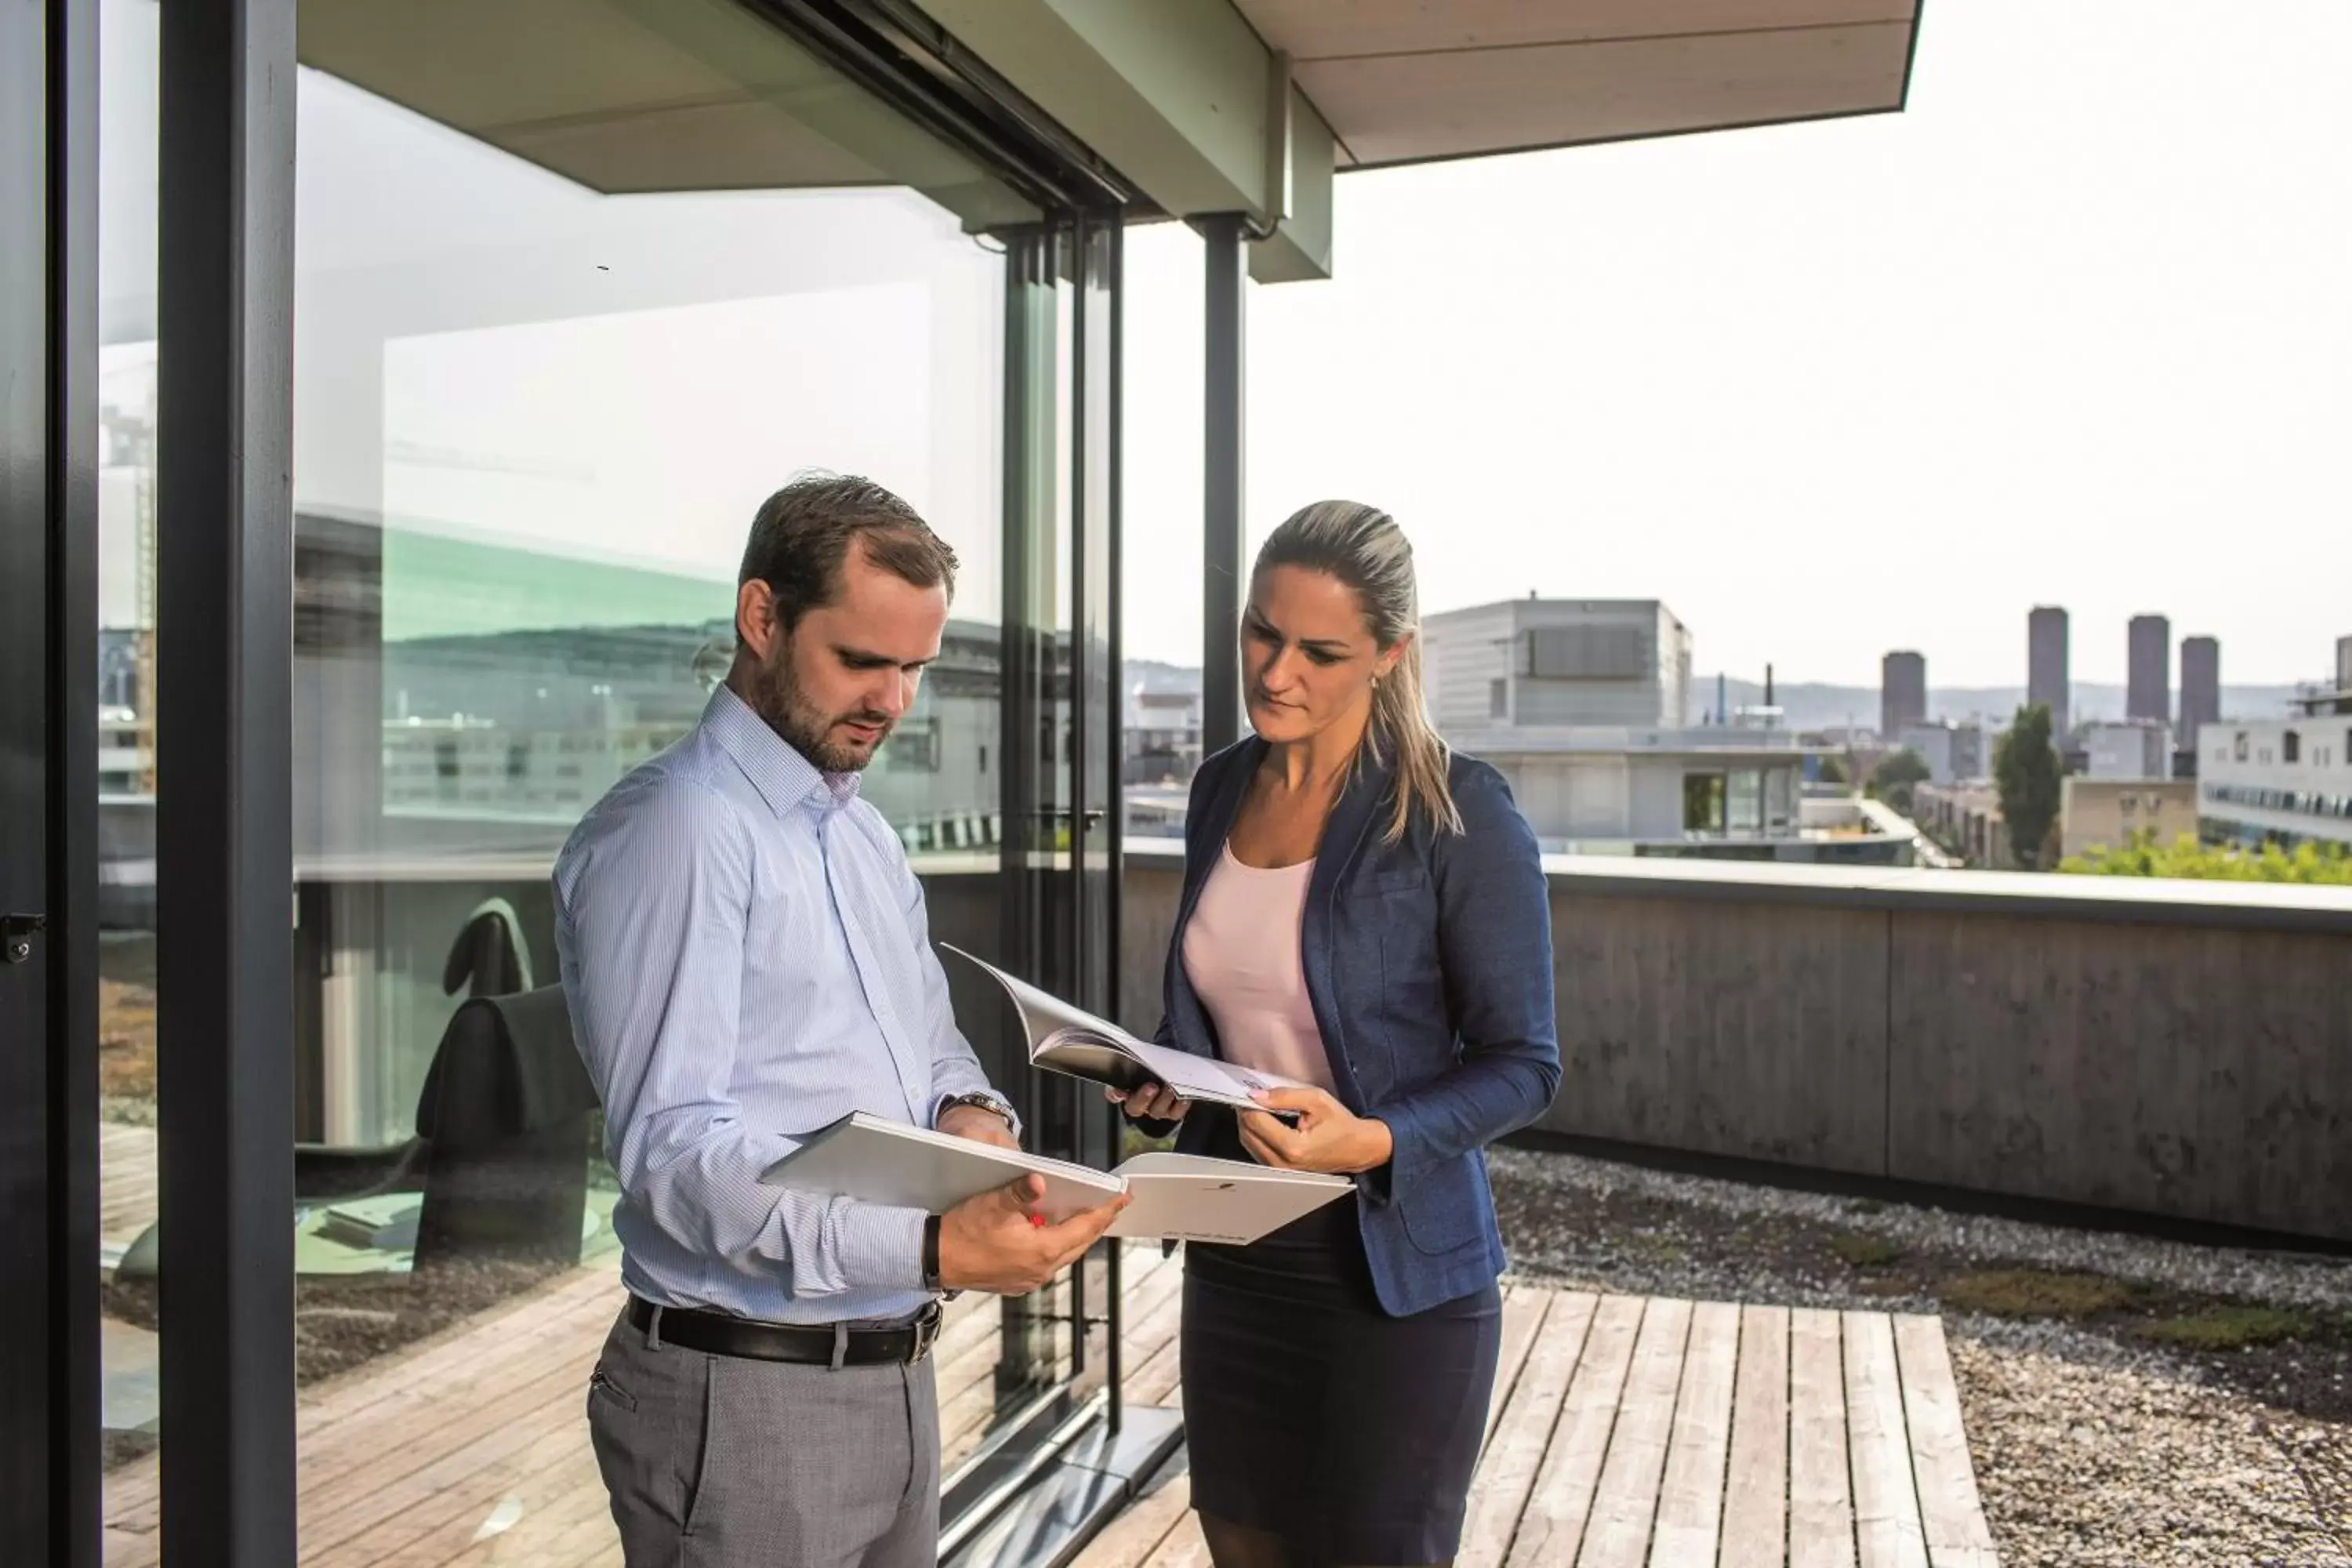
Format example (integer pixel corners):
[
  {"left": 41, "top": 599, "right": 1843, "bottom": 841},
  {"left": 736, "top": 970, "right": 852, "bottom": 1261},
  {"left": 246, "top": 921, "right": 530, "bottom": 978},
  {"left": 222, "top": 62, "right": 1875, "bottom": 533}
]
[
  {"left": 937, "top": 1175, "right": 1131, "bottom": 1296},
  {"left": 1237, "top": 1087, "right": 1392, "bottom": 1174},
  {"left": 936, "top": 1101, "right": 1020, "bottom": 1152},
  {"left": 1103, "top": 1080, "right": 1190, "bottom": 1122}
]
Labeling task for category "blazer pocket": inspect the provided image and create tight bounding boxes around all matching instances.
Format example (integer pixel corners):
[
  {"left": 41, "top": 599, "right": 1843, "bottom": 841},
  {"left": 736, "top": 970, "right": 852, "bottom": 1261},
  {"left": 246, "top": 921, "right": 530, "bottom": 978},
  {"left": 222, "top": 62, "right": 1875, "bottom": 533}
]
[
  {"left": 1396, "top": 1160, "right": 1487, "bottom": 1256},
  {"left": 1356, "top": 867, "right": 1428, "bottom": 899}
]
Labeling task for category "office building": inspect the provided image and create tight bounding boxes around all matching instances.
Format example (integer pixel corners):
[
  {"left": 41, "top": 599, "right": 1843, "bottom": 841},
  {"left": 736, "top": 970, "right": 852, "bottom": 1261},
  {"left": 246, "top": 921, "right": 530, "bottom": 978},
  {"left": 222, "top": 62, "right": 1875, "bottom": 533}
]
[
  {"left": 2028, "top": 605, "right": 2070, "bottom": 737},
  {"left": 1425, "top": 597, "right": 1693, "bottom": 731},
  {"left": 2085, "top": 719, "right": 2172, "bottom": 781},
  {"left": 1423, "top": 601, "right": 1907, "bottom": 863},
  {"left": 2128, "top": 614, "right": 2171, "bottom": 724},
  {"left": 1881, "top": 651, "right": 1927, "bottom": 742},
  {"left": 2179, "top": 635, "right": 2220, "bottom": 757},
  {"left": 1911, "top": 782, "right": 2016, "bottom": 869},
  {"left": 1898, "top": 720, "right": 1987, "bottom": 785},
  {"left": 2198, "top": 635, "right": 2352, "bottom": 848},
  {"left": 2060, "top": 778, "right": 2199, "bottom": 860}
]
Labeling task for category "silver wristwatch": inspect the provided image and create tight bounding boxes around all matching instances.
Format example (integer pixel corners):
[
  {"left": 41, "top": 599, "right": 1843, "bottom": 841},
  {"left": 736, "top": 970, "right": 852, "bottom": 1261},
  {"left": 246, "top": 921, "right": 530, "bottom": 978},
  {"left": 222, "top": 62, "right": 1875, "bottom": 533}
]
[{"left": 937, "top": 1091, "right": 1018, "bottom": 1137}]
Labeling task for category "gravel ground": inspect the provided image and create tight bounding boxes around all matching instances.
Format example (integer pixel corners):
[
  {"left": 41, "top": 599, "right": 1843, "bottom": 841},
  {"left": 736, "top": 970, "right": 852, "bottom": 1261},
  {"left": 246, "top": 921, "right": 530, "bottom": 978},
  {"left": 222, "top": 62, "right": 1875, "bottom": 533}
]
[{"left": 1487, "top": 1142, "right": 2352, "bottom": 1564}]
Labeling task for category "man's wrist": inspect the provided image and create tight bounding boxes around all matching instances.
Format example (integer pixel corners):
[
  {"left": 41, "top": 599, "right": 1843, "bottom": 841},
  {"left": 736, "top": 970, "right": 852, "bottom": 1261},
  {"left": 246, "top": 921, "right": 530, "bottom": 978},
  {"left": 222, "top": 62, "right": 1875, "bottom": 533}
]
[{"left": 937, "top": 1091, "right": 1018, "bottom": 1138}]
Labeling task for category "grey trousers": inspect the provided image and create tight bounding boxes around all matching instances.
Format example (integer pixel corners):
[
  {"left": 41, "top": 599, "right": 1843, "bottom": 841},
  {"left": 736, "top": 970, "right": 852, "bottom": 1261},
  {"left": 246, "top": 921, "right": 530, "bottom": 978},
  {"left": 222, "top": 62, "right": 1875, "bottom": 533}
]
[{"left": 586, "top": 1306, "right": 942, "bottom": 1567}]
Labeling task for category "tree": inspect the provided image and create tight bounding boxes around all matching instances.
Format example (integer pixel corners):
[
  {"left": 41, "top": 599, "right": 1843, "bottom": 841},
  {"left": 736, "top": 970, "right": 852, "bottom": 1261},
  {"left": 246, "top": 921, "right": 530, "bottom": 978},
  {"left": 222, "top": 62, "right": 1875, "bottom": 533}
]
[
  {"left": 1994, "top": 702, "right": 2063, "bottom": 869},
  {"left": 1867, "top": 748, "right": 1929, "bottom": 814},
  {"left": 2063, "top": 832, "right": 2352, "bottom": 884}
]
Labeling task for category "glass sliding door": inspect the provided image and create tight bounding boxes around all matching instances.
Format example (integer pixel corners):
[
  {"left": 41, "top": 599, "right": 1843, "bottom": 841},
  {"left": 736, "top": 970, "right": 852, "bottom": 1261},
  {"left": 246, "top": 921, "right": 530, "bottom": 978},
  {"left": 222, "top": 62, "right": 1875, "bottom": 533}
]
[{"left": 60, "top": 0, "right": 1132, "bottom": 1557}]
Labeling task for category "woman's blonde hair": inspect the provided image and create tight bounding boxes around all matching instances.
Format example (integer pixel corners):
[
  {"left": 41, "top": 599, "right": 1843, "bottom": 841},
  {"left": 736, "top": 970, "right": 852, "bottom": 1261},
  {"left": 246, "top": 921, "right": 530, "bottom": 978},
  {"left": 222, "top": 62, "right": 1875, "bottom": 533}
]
[{"left": 1255, "top": 500, "right": 1462, "bottom": 844}]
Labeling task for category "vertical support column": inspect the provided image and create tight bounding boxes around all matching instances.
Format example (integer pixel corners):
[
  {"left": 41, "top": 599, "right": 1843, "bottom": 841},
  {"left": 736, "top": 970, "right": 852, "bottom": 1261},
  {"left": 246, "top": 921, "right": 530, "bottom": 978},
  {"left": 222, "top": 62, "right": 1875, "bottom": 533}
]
[
  {"left": 1097, "top": 212, "right": 1127, "bottom": 1430},
  {"left": 48, "top": 0, "right": 103, "bottom": 1555},
  {"left": 156, "top": 0, "right": 298, "bottom": 1559},
  {"left": 995, "top": 224, "right": 1060, "bottom": 1403},
  {"left": 1200, "top": 212, "right": 1247, "bottom": 754},
  {"left": 2, "top": 0, "right": 100, "bottom": 1559}
]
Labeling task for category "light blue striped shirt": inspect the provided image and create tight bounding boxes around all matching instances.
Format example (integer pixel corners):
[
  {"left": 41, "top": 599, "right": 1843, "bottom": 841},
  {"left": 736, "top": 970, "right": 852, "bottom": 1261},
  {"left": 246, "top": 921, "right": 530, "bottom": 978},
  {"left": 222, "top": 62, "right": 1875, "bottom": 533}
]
[{"left": 554, "top": 684, "right": 1010, "bottom": 1324}]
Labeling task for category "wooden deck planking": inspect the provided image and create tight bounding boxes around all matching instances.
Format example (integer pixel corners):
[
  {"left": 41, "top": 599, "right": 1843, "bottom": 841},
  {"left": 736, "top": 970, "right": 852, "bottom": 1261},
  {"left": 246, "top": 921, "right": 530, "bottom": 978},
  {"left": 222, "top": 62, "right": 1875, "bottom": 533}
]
[
  {"left": 1479, "top": 1283, "right": 1547, "bottom": 1464},
  {"left": 1788, "top": 1308, "right": 1859, "bottom": 1568},
  {"left": 100, "top": 1123, "right": 161, "bottom": 1246},
  {"left": 1892, "top": 1317, "right": 2000, "bottom": 1568},
  {"left": 100, "top": 1254, "right": 2000, "bottom": 1568},
  {"left": 1069, "top": 1466, "right": 1196, "bottom": 1568},
  {"left": 1458, "top": 1291, "right": 1596, "bottom": 1568},
  {"left": 1843, "top": 1312, "right": 1930, "bottom": 1568},
  {"left": 1574, "top": 1296, "right": 1693, "bottom": 1568},
  {"left": 1648, "top": 1299, "right": 1740, "bottom": 1565},
  {"left": 1503, "top": 1292, "right": 1642, "bottom": 1567},
  {"left": 1718, "top": 1304, "right": 1792, "bottom": 1568}
]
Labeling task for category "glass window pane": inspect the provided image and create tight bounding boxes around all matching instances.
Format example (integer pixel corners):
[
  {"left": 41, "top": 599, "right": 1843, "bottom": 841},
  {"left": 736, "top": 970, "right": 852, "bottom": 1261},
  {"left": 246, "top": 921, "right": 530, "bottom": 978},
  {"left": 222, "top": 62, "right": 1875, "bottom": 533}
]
[
  {"left": 1728, "top": 770, "right": 1763, "bottom": 834},
  {"left": 96, "top": 1, "right": 164, "bottom": 1557},
  {"left": 1116, "top": 223, "right": 1203, "bottom": 1036},
  {"left": 275, "top": 7, "right": 1046, "bottom": 1555}
]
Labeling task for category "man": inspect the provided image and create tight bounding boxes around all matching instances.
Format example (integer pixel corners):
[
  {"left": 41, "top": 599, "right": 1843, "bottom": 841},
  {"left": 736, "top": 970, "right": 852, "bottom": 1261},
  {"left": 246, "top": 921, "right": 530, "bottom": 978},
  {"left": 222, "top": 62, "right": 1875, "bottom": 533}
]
[{"left": 555, "top": 474, "right": 1127, "bottom": 1566}]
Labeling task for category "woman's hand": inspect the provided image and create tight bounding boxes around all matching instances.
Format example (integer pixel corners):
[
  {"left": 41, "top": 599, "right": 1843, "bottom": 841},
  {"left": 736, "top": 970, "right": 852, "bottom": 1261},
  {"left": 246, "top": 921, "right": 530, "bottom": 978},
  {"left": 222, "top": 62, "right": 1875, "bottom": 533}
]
[
  {"left": 1236, "top": 1087, "right": 1393, "bottom": 1174},
  {"left": 1105, "top": 1080, "right": 1191, "bottom": 1122}
]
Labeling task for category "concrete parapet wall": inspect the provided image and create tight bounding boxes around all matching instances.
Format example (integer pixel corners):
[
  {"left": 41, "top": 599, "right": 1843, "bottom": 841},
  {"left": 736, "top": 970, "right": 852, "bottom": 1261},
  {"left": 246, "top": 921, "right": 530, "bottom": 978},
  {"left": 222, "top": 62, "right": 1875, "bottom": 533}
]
[{"left": 1116, "top": 844, "right": 2352, "bottom": 1241}]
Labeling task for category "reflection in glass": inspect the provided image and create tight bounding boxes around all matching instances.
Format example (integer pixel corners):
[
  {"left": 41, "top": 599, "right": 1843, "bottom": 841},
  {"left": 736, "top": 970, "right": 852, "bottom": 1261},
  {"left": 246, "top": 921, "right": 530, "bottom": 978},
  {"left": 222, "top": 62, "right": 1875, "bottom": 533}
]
[
  {"left": 95, "top": 5, "right": 165, "bottom": 1552},
  {"left": 281, "top": 58, "right": 1014, "bottom": 1553},
  {"left": 97, "top": 0, "right": 1109, "bottom": 1553}
]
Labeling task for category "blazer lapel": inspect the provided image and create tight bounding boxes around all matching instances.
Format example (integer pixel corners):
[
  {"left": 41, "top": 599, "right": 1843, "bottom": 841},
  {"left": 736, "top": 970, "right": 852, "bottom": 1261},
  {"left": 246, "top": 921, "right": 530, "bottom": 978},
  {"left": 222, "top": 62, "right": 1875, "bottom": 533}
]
[
  {"left": 1298, "top": 751, "right": 1389, "bottom": 1109},
  {"left": 1165, "top": 739, "right": 1265, "bottom": 1058}
]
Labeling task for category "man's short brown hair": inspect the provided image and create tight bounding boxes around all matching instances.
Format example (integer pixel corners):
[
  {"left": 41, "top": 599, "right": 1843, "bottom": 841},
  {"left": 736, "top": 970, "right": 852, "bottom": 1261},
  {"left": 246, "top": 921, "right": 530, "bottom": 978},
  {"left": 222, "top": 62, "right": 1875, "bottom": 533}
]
[{"left": 738, "top": 474, "right": 959, "bottom": 633}]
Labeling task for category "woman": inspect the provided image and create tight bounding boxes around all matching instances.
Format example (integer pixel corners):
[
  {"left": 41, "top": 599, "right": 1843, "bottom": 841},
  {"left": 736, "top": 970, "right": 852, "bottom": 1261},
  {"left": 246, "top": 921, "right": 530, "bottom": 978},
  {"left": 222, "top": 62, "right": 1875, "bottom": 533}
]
[{"left": 1116, "top": 501, "right": 1561, "bottom": 1568}]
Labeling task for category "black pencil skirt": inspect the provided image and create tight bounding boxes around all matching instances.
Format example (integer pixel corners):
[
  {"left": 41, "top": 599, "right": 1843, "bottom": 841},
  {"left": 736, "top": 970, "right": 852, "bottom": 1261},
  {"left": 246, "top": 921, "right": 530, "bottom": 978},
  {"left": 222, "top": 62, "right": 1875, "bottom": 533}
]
[{"left": 1178, "top": 1113, "right": 1503, "bottom": 1566}]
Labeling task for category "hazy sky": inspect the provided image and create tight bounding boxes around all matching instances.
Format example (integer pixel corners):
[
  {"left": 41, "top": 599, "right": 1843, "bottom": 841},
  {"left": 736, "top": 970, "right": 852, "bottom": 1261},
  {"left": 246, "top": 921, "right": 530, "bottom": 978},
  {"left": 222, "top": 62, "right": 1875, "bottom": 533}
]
[
  {"left": 1120, "top": 0, "right": 2352, "bottom": 687},
  {"left": 93, "top": 0, "right": 2352, "bottom": 693}
]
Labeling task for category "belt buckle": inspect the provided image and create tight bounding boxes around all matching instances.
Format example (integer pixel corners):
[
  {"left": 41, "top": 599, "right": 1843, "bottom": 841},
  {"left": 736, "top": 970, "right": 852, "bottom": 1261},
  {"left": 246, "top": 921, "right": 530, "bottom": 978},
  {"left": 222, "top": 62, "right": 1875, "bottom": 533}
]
[{"left": 909, "top": 1302, "right": 942, "bottom": 1363}]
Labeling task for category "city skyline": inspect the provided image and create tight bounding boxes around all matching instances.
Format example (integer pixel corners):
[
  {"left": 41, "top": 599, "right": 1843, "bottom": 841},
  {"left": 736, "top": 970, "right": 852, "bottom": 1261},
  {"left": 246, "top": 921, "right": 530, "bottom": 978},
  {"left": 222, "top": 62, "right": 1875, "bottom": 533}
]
[
  {"left": 1119, "top": 0, "right": 2352, "bottom": 684},
  {"left": 88, "top": 1, "right": 2352, "bottom": 694}
]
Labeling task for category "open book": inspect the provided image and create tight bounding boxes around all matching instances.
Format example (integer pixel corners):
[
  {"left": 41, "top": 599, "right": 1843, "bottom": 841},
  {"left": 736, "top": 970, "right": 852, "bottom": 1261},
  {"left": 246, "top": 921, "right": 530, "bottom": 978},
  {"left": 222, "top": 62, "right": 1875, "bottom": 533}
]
[
  {"left": 760, "top": 1112, "right": 1350, "bottom": 1246},
  {"left": 939, "top": 944, "right": 1308, "bottom": 1116}
]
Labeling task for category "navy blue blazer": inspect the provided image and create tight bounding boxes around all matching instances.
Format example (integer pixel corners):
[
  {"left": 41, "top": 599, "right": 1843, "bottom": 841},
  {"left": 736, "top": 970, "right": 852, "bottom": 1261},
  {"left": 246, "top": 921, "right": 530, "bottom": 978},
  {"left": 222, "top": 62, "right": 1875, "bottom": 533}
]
[{"left": 1152, "top": 735, "right": 1562, "bottom": 1317}]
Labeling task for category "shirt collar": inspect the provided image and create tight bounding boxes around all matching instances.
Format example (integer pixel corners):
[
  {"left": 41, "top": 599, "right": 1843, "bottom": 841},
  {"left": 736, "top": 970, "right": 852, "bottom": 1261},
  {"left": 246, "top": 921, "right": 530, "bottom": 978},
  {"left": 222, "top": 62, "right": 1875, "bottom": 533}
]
[{"left": 702, "top": 684, "right": 864, "bottom": 817}]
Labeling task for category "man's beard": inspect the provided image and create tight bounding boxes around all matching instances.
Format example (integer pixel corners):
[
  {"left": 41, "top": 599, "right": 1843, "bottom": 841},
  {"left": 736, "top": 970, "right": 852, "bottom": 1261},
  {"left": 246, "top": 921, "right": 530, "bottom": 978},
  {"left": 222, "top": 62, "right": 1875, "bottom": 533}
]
[{"left": 743, "top": 641, "right": 894, "bottom": 775}]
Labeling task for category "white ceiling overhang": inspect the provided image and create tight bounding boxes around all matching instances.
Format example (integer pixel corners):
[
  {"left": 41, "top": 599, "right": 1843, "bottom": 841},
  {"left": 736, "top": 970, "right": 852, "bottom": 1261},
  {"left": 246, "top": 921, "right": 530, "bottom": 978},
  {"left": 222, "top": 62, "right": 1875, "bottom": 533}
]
[{"left": 1233, "top": 0, "right": 1922, "bottom": 169}]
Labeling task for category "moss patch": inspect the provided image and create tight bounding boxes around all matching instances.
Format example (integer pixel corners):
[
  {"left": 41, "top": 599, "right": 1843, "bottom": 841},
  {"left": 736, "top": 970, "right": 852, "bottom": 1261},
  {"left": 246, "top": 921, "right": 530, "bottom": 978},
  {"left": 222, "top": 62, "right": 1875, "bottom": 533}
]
[
  {"left": 1829, "top": 1233, "right": 1908, "bottom": 1270},
  {"left": 1936, "top": 1269, "right": 2147, "bottom": 1320},
  {"left": 2135, "top": 1306, "right": 2314, "bottom": 1352}
]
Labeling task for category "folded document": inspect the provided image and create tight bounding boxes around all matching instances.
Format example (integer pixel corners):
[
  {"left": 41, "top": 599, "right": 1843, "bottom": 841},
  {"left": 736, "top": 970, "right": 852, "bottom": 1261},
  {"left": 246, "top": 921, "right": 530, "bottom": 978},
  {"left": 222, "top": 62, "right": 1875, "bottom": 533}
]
[
  {"left": 939, "top": 943, "right": 1309, "bottom": 1116},
  {"left": 760, "top": 1112, "right": 1350, "bottom": 1246}
]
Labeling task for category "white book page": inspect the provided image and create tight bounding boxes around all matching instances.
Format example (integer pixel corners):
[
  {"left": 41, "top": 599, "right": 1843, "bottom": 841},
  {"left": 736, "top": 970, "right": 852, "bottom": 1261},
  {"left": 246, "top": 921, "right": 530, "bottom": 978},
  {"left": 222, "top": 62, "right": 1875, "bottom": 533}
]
[
  {"left": 759, "top": 1112, "right": 1124, "bottom": 1219},
  {"left": 1102, "top": 1034, "right": 1309, "bottom": 1110},
  {"left": 1105, "top": 1151, "right": 1352, "bottom": 1244},
  {"left": 940, "top": 942, "right": 1309, "bottom": 1112}
]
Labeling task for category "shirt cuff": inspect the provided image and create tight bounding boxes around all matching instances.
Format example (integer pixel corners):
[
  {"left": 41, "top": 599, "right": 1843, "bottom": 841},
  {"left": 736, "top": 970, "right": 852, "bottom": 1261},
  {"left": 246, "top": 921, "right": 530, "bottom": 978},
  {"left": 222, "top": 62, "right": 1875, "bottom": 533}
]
[{"left": 837, "top": 1202, "right": 929, "bottom": 1295}]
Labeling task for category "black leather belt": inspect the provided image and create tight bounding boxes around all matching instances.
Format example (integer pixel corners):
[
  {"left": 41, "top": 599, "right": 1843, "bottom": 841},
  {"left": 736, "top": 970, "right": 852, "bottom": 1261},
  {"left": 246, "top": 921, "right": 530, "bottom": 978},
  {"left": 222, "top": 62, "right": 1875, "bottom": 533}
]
[{"left": 626, "top": 1296, "right": 942, "bottom": 1366}]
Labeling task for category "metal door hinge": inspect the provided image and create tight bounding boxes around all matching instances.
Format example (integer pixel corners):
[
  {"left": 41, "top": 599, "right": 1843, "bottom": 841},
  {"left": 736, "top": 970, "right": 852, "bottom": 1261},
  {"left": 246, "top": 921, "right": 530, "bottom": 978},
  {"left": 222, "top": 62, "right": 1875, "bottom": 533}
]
[{"left": 2, "top": 913, "right": 45, "bottom": 964}]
